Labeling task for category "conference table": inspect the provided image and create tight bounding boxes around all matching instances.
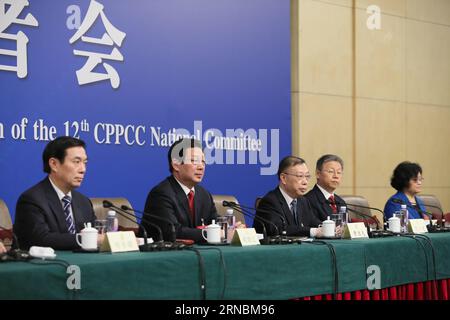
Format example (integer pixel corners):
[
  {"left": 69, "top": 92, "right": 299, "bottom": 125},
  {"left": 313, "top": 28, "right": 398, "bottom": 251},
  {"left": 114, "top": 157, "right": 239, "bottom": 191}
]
[{"left": 1, "top": 233, "right": 450, "bottom": 300}]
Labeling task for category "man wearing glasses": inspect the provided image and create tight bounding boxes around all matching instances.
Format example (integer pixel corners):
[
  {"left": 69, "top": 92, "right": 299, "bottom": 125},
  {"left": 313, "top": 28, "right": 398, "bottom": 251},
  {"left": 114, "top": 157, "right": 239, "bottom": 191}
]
[
  {"left": 255, "top": 156, "right": 324, "bottom": 237},
  {"left": 305, "top": 154, "right": 346, "bottom": 222},
  {"left": 141, "top": 138, "right": 217, "bottom": 242}
]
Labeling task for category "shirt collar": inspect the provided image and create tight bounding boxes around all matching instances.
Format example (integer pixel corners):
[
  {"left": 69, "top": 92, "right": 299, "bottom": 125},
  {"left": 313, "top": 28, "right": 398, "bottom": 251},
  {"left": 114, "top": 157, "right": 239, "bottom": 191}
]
[
  {"left": 317, "top": 184, "right": 334, "bottom": 201},
  {"left": 48, "top": 177, "right": 72, "bottom": 201},
  {"left": 174, "top": 176, "right": 195, "bottom": 197},
  {"left": 278, "top": 186, "right": 295, "bottom": 207}
]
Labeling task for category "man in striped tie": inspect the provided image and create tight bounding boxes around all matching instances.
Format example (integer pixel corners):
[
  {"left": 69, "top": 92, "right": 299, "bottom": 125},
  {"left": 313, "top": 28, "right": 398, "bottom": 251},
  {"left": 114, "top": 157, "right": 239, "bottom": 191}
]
[{"left": 14, "top": 136, "right": 100, "bottom": 250}]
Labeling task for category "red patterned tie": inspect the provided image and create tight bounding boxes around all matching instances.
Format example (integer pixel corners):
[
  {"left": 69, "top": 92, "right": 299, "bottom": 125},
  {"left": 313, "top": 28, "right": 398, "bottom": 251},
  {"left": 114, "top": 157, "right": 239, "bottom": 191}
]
[
  {"left": 329, "top": 194, "right": 337, "bottom": 214},
  {"left": 188, "top": 190, "right": 195, "bottom": 223}
]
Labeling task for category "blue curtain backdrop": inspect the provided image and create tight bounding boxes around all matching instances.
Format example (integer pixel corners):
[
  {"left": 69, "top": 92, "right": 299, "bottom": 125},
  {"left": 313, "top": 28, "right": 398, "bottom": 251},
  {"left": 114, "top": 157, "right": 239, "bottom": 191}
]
[{"left": 0, "top": 0, "right": 291, "bottom": 225}]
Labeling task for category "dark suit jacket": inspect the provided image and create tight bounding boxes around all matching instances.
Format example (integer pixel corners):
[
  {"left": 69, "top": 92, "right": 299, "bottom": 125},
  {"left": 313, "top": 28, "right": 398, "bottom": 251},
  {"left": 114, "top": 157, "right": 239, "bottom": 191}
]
[
  {"left": 305, "top": 184, "right": 346, "bottom": 222},
  {"left": 141, "top": 176, "right": 217, "bottom": 243},
  {"left": 13, "top": 178, "right": 96, "bottom": 250},
  {"left": 255, "top": 187, "right": 321, "bottom": 237}
]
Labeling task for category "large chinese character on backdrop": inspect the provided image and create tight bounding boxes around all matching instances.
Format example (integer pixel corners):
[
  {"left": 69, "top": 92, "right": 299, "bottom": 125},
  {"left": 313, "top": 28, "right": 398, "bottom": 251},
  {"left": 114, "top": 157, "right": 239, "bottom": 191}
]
[
  {"left": 0, "top": 0, "right": 38, "bottom": 78},
  {"left": 69, "top": 0, "right": 126, "bottom": 89}
]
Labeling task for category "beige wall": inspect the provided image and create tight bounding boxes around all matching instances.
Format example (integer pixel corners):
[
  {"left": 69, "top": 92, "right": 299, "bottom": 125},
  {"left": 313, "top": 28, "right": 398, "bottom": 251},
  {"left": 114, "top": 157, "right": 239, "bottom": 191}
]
[{"left": 291, "top": 0, "right": 450, "bottom": 212}]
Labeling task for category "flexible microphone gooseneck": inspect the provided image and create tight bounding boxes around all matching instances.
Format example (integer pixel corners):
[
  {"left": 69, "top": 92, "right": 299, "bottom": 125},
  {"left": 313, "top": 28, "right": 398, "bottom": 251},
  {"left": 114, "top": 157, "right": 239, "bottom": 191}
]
[
  {"left": 120, "top": 205, "right": 178, "bottom": 243},
  {"left": 222, "top": 200, "right": 282, "bottom": 245},
  {"left": 391, "top": 198, "right": 442, "bottom": 233},
  {"left": 103, "top": 200, "right": 180, "bottom": 251}
]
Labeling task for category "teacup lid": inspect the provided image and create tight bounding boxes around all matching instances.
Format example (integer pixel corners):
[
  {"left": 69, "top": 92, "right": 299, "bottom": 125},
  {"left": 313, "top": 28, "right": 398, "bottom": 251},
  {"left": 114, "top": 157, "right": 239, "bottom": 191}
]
[
  {"left": 208, "top": 219, "right": 220, "bottom": 228},
  {"left": 82, "top": 222, "right": 98, "bottom": 233},
  {"left": 323, "top": 216, "right": 335, "bottom": 224}
]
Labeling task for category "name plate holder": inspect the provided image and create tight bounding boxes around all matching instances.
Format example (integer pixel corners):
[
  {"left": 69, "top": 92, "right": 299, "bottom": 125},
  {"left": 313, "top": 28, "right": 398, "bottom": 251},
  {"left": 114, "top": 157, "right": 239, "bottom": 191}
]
[
  {"left": 100, "top": 231, "right": 139, "bottom": 253},
  {"left": 342, "top": 222, "right": 369, "bottom": 239},
  {"left": 408, "top": 219, "right": 428, "bottom": 234},
  {"left": 231, "top": 228, "right": 260, "bottom": 246}
]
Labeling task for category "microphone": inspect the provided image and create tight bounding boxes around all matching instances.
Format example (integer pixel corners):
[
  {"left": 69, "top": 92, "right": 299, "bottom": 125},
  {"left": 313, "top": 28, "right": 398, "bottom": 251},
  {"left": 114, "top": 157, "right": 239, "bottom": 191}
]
[
  {"left": 390, "top": 198, "right": 442, "bottom": 233},
  {"left": 335, "top": 201, "right": 383, "bottom": 228},
  {"left": 102, "top": 200, "right": 170, "bottom": 251},
  {"left": 222, "top": 200, "right": 282, "bottom": 245},
  {"left": 419, "top": 201, "right": 448, "bottom": 229},
  {"left": 120, "top": 205, "right": 178, "bottom": 243},
  {"left": 238, "top": 202, "right": 288, "bottom": 237},
  {"left": 329, "top": 199, "right": 394, "bottom": 238}
]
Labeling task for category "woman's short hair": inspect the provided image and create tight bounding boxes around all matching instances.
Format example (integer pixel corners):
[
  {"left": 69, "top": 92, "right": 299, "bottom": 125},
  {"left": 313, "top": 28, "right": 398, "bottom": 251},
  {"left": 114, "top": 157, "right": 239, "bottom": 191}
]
[{"left": 390, "top": 161, "right": 422, "bottom": 191}]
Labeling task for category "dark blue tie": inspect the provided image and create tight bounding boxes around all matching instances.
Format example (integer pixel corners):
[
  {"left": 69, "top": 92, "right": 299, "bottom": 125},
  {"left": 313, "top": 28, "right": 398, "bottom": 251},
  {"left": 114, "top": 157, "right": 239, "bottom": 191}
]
[
  {"left": 62, "top": 195, "right": 76, "bottom": 234},
  {"left": 291, "top": 199, "right": 298, "bottom": 225}
]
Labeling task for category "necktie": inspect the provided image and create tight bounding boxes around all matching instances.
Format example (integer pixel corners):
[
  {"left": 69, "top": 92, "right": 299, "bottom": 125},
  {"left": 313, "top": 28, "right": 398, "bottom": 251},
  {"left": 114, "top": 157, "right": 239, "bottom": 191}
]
[
  {"left": 329, "top": 194, "right": 337, "bottom": 214},
  {"left": 188, "top": 190, "right": 195, "bottom": 224},
  {"left": 62, "top": 195, "right": 76, "bottom": 234},
  {"left": 290, "top": 199, "right": 298, "bottom": 225}
]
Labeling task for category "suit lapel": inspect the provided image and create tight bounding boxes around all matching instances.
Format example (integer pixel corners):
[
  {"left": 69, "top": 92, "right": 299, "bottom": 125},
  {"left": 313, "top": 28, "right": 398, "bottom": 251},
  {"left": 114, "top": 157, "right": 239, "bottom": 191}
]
[
  {"left": 315, "top": 186, "right": 333, "bottom": 217},
  {"left": 71, "top": 193, "right": 84, "bottom": 232},
  {"left": 43, "top": 178, "right": 67, "bottom": 233},
  {"left": 275, "top": 188, "right": 295, "bottom": 225},
  {"left": 194, "top": 186, "right": 201, "bottom": 226},
  {"left": 169, "top": 177, "right": 192, "bottom": 227}
]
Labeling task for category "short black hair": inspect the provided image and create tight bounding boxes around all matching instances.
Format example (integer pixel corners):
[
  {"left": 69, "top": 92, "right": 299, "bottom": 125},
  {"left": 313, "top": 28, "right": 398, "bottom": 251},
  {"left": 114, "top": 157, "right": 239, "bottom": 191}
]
[
  {"left": 168, "top": 138, "right": 203, "bottom": 173},
  {"left": 277, "top": 156, "right": 306, "bottom": 179},
  {"left": 390, "top": 161, "right": 422, "bottom": 191},
  {"left": 316, "top": 154, "right": 344, "bottom": 171},
  {"left": 43, "top": 136, "right": 86, "bottom": 173}
]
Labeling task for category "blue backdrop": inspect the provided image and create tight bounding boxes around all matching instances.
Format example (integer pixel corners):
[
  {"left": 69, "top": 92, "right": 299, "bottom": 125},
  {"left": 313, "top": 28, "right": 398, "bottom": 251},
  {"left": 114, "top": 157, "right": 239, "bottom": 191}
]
[{"left": 0, "top": 0, "right": 291, "bottom": 225}]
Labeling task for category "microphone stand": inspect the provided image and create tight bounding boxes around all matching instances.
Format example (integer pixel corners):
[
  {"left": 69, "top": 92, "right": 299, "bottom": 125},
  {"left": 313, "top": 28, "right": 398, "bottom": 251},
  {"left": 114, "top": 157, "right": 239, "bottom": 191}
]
[
  {"left": 103, "top": 201, "right": 179, "bottom": 251},
  {"left": 120, "top": 205, "right": 187, "bottom": 249},
  {"left": 237, "top": 202, "right": 296, "bottom": 244},
  {"left": 391, "top": 198, "right": 449, "bottom": 233},
  {"left": 223, "top": 201, "right": 282, "bottom": 245}
]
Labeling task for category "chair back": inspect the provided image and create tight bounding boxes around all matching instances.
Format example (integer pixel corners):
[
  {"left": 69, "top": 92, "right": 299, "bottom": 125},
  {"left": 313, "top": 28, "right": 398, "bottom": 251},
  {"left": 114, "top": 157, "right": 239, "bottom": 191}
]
[
  {"left": 0, "top": 199, "right": 13, "bottom": 249},
  {"left": 340, "top": 195, "right": 383, "bottom": 229},
  {"left": 90, "top": 198, "right": 137, "bottom": 230},
  {"left": 212, "top": 194, "right": 245, "bottom": 224},
  {"left": 417, "top": 194, "right": 444, "bottom": 221}
]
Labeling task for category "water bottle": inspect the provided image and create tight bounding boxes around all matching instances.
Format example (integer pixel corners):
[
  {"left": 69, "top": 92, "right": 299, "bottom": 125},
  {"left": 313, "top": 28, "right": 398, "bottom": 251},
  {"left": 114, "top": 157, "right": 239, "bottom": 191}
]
[
  {"left": 400, "top": 204, "right": 408, "bottom": 233},
  {"left": 339, "top": 206, "right": 347, "bottom": 225},
  {"left": 106, "top": 210, "right": 119, "bottom": 232},
  {"left": 225, "top": 208, "right": 235, "bottom": 243}
]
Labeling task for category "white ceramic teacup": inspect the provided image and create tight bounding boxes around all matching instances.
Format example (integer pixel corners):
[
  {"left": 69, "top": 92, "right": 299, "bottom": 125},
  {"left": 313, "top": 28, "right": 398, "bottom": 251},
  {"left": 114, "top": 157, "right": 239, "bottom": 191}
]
[
  {"left": 388, "top": 216, "right": 401, "bottom": 233},
  {"left": 201, "top": 220, "right": 221, "bottom": 244},
  {"left": 76, "top": 222, "right": 98, "bottom": 250},
  {"left": 322, "top": 217, "right": 336, "bottom": 237}
]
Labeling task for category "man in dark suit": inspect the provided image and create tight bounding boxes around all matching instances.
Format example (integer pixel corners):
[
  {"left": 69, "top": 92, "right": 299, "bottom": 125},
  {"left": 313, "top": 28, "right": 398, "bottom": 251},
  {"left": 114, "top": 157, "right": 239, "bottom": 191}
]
[
  {"left": 305, "top": 154, "right": 346, "bottom": 222},
  {"left": 255, "top": 156, "right": 324, "bottom": 238},
  {"left": 14, "top": 136, "right": 99, "bottom": 250},
  {"left": 141, "top": 138, "right": 217, "bottom": 242}
]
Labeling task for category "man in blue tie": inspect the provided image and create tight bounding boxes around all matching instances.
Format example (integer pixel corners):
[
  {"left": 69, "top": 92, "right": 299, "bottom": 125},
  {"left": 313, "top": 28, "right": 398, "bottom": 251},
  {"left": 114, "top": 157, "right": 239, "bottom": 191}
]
[
  {"left": 255, "top": 156, "right": 324, "bottom": 238},
  {"left": 14, "top": 136, "right": 100, "bottom": 250}
]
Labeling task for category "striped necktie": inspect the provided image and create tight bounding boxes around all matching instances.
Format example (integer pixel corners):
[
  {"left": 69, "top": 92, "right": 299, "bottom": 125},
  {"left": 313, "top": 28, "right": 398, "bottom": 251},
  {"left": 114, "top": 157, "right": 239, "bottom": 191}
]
[
  {"left": 290, "top": 199, "right": 298, "bottom": 225},
  {"left": 62, "top": 195, "right": 76, "bottom": 234}
]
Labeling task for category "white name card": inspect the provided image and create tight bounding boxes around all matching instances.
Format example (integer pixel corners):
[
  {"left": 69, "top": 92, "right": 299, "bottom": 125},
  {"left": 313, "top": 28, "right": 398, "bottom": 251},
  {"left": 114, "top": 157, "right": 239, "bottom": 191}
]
[
  {"left": 408, "top": 219, "right": 428, "bottom": 234},
  {"left": 100, "top": 231, "right": 139, "bottom": 253},
  {"left": 231, "top": 228, "right": 260, "bottom": 246},
  {"left": 343, "top": 222, "right": 369, "bottom": 239}
]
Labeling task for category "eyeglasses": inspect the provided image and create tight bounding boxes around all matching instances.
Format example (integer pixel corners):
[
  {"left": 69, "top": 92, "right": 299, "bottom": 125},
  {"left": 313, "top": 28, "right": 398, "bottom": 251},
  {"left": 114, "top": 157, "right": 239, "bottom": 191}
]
[
  {"left": 322, "top": 169, "right": 343, "bottom": 176},
  {"left": 282, "top": 172, "right": 311, "bottom": 181},
  {"left": 183, "top": 158, "right": 206, "bottom": 166},
  {"left": 411, "top": 177, "right": 425, "bottom": 183}
]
